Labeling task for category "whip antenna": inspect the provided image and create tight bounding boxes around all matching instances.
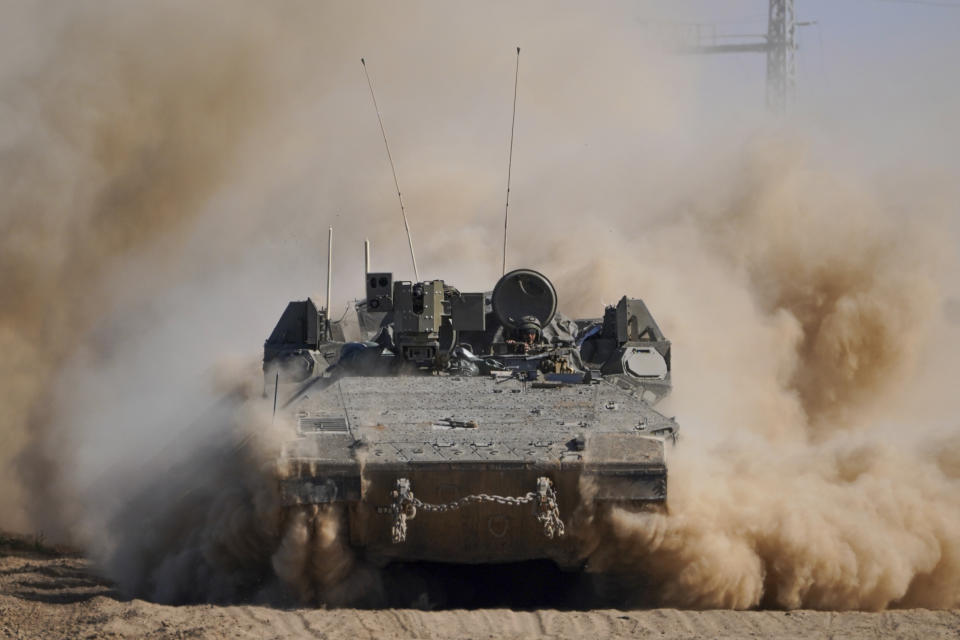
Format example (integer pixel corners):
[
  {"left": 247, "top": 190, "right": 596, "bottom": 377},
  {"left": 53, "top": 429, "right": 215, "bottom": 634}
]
[
  {"left": 502, "top": 47, "right": 521, "bottom": 276},
  {"left": 361, "top": 58, "right": 420, "bottom": 281},
  {"left": 325, "top": 226, "right": 333, "bottom": 339}
]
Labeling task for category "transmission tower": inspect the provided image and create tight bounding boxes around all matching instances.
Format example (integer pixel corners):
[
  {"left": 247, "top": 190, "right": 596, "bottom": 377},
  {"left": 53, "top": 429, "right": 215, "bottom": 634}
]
[
  {"left": 680, "top": 0, "right": 802, "bottom": 114},
  {"left": 765, "top": 0, "right": 796, "bottom": 114}
]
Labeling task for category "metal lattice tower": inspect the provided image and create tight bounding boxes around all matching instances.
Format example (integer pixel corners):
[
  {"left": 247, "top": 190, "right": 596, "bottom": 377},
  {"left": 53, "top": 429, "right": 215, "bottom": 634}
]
[
  {"left": 677, "top": 0, "right": 800, "bottom": 115},
  {"left": 765, "top": 0, "right": 796, "bottom": 114}
]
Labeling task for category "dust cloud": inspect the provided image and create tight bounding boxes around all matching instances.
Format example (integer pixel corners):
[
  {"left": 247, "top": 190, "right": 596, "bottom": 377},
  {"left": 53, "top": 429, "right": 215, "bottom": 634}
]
[
  {"left": 0, "top": 1, "right": 279, "bottom": 535},
  {"left": 575, "top": 140, "right": 960, "bottom": 610},
  {"left": 1, "top": 1, "right": 958, "bottom": 611}
]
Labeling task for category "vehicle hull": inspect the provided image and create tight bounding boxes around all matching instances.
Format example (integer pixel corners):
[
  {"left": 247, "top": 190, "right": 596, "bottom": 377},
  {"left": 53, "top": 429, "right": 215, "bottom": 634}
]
[{"left": 278, "top": 374, "right": 671, "bottom": 566}]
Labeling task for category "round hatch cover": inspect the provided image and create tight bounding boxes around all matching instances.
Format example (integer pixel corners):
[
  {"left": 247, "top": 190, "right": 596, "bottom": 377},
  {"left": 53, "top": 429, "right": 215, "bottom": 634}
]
[{"left": 492, "top": 268, "right": 557, "bottom": 329}]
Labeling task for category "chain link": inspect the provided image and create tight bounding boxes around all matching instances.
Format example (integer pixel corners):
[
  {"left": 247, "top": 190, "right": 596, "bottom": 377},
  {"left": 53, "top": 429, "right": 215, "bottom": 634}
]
[
  {"left": 414, "top": 492, "right": 537, "bottom": 512},
  {"left": 381, "top": 476, "right": 565, "bottom": 543}
]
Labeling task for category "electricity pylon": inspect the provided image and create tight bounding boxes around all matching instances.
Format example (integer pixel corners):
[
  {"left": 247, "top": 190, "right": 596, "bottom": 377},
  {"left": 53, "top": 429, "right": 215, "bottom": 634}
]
[{"left": 680, "top": 0, "right": 801, "bottom": 114}]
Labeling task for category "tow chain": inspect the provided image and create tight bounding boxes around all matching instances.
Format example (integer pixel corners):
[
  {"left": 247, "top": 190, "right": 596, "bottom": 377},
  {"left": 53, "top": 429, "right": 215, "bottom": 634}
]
[{"left": 380, "top": 476, "right": 565, "bottom": 543}]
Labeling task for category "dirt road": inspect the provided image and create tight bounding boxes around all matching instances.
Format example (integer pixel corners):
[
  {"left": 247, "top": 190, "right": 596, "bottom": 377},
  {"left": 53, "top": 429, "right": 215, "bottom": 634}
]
[{"left": 1, "top": 546, "right": 957, "bottom": 640}]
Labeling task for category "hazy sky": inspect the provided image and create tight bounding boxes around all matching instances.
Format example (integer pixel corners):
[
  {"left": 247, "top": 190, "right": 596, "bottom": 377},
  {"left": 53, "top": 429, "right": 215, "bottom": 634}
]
[{"left": 626, "top": 1, "right": 960, "bottom": 164}]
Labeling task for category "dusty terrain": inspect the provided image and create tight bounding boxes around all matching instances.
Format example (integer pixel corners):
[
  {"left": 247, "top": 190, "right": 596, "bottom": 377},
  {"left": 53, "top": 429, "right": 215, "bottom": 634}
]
[{"left": 1, "top": 541, "right": 956, "bottom": 640}]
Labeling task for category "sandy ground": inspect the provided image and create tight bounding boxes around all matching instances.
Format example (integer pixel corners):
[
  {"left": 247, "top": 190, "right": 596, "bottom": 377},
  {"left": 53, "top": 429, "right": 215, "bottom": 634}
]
[{"left": 1, "top": 546, "right": 958, "bottom": 640}]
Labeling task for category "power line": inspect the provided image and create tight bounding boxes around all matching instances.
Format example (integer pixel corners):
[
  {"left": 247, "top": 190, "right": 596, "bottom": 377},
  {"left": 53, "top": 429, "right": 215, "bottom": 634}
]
[{"left": 872, "top": 0, "right": 960, "bottom": 7}]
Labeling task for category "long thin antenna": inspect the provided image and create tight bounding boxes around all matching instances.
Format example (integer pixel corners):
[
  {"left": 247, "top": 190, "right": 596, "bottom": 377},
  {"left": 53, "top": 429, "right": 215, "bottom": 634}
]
[
  {"left": 361, "top": 58, "right": 420, "bottom": 281},
  {"left": 325, "top": 226, "right": 333, "bottom": 339},
  {"left": 502, "top": 47, "right": 521, "bottom": 276}
]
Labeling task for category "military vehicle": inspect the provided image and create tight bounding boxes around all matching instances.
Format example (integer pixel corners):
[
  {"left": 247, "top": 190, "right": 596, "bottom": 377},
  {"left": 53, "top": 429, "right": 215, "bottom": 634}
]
[{"left": 263, "top": 261, "right": 679, "bottom": 571}]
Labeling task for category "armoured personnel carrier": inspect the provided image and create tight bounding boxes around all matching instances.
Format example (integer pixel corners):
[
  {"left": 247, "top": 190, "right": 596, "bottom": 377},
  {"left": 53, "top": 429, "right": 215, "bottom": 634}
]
[{"left": 264, "top": 265, "right": 678, "bottom": 569}]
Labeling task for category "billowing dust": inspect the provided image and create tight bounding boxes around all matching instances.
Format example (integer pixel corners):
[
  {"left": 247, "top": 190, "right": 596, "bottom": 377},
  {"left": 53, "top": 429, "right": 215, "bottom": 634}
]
[
  {"left": 0, "top": 1, "right": 275, "bottom": 536},
  {"left": 1, "top": 2, "right": 958, "bottom": 611},
  {"left": 576, "top": 141, "right": 959, "bottom": 610}
]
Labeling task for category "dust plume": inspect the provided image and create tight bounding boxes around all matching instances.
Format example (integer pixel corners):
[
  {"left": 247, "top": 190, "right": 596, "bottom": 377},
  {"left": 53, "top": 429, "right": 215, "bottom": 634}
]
[
  {"left": 576, "top": 139, "right": 960, "bottom": 610},
  {"left": 700, "top": 141, "right": 941, "bottom": 432},
  {"left": 0, "top": 2, "right": 275, "bottom": 535},
  {"left": 591, "top": 435, "right": 960, "bottom": 610},
  {"left": 1, "top": 1, "right": 958, "bottom": 612}
]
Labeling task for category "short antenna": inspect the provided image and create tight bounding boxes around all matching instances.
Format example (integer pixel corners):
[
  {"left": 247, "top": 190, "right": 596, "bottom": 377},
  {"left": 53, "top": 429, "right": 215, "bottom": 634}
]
[
  {"left": 502, "top": 46, "right": 521, "bottom": 276},
  {"left": 361, "top": 58, "right": 420, "bottom": 281},
  {"left": 272, "top": 371, "right": 279, "bottom": 424}
]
